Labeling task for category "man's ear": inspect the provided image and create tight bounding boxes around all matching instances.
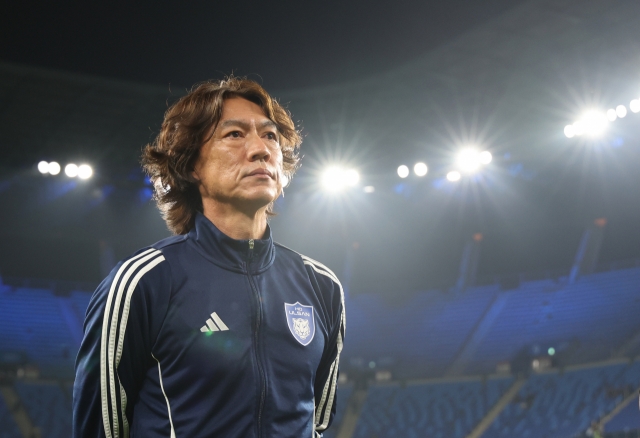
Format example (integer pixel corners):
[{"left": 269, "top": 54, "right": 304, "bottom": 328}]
[{"left": 191, "top": 166, "right": 201, "bottom": 182}]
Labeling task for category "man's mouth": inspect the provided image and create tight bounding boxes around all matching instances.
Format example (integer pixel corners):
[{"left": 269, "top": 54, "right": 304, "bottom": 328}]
[{"left": 246, "top": 168, "right": 274, "bottom": 178}]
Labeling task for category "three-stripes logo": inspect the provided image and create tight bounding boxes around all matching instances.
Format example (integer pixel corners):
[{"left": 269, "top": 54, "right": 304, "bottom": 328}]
[{"left": 200, "top": 312, "right": 229, "bottom": 333}]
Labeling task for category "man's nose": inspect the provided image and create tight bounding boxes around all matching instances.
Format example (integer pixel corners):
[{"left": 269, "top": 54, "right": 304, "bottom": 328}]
[{"left": 247, "top": 132, "right": 271, "bottom": 162}]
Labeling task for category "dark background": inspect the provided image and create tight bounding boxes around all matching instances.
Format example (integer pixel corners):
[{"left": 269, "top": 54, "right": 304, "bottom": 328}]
[{"left": 1, "top": 0, "right": 639, "bottom": 295}]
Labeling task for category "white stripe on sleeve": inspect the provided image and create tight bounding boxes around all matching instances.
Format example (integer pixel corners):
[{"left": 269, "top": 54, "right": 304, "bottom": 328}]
[
  {"left": 100, "top": 249, "right": 164, "bottom": 438},
  {"left": 301, "top": 255, "right": 346, "bottom": 432}
]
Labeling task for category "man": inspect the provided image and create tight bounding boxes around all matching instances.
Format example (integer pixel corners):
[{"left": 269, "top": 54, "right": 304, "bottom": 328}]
[{"left": 73, "top": 77, "right": 345, "bottom": 437}]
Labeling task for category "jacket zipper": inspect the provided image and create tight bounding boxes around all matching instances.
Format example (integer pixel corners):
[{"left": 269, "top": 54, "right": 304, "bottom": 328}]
[{"left": 247, "top": 238, "right": 266, "bottom": 437}]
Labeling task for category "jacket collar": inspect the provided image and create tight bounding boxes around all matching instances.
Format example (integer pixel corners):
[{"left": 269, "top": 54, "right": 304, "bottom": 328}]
[{"left": 189, "top": 212, "right": 275, "bottom": 273}]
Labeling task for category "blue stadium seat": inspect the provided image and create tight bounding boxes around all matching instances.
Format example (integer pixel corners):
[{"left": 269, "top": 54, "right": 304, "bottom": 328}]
[
  {"left": 603, "top": 394, "right": 640, "bottom": 432},
  {"left": 13, "top": 381, "right": 72, "bottom": 438},
  {"left": 484, "top": 361, "right": 640, "bottom": 438},
  {"left": 0, "top": 393, "right": 21, "bottom": 438},
  {"left": 353, "top": 376, "right": 513, "bottom": 438}
]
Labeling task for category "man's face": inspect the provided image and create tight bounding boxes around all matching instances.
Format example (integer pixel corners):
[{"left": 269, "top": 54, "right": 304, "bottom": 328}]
[{"left": 193, "top": 97, "right": 284, "bottom": 212}]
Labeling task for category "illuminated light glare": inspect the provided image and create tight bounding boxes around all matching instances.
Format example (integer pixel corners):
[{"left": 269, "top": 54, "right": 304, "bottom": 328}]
[
  {"left": 479, "top": 151, "right": 492, "bottom": 165},
  {"left": 616, "top": 105, "right": 627, "bottom": 118},
  {"left": 321, "top": 167, "right": 359, "bottom": 192},
  {"left": 548, "top": 347, "right": 556, "bottom": 356},
  {"left": 572, "top": 121, "right": 585, "bottom": 136},
  {"left": 37, "top": 161, "right": 49, "bottom": 174},
  {"left": 77, "top": 164, "right": 93, "bottom": 180},
  {"left": 630, "top": 99, "right": 640, "bottom": 113},
  {"left": 580, "top": 110, "right": 608, "bottom": 136},
  {"left": 563, "top": 125, "right": 575, "bottom": 138},
  {"left": 363, "top": 185, "right": 375, "bottom": 193},
  {"left": 413, "top": 162, "right": 428, "bottom": 177},
  {"left": 65, "top": 163, "right": 79, "bottom": 178},
  {"left": 48, "top": 162, "right": 61, "bottom": 175},
  {"left": 397, "top": 165, "right": 409, "bottom": 178},
  {"left": 345, "top": 169, "right": 360, "bottom": 186},
  {"left": 607, "top": 109, "right": 617, "bottom": 121},
  {"left": 457, "top": 148, "right": 481, "bottom": 172},
  {"left": 447, "top": 171, "right": 461, "bottom": 182}
]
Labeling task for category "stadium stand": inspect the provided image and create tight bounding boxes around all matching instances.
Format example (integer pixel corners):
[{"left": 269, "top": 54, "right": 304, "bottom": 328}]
[
  {"left": 606, "top": 401, "right": 640, "bottom": 434},
  {"left": 352, "top": 376, "right": 513, "bottom": 438},
  {"left": 344, "top": 284, "right": 498, "bottom": 379},
  {"left": 0, "top": 285, "right": 80, "bottom": 378},
  {"left": 0, "top": 393, "right": 21, "bottom": 438},
  {"left": 484, "top": 361, "right": 640, "bottom": 438},
  {"left": 343, "top": 266, "right": 640, "bottom": 379},
  {"left": 469, "top": 268, "right": 640, "bottom": 375},
  {"left": 13, "top": 381, "right": 72, "bottom": 438},
  {"left": 0, "top": 266, "right": 639, "bottom": 436}
]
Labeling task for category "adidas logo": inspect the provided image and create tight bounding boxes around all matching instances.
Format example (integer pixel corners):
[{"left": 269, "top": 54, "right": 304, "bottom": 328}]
[{"left": 200, "top": 312, "right": 229, "bottom": 333}]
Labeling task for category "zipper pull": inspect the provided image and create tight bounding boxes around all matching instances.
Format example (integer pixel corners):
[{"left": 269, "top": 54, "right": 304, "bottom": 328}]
[{"left": 249, "top": 239, "right": 255, "bottom": 251}]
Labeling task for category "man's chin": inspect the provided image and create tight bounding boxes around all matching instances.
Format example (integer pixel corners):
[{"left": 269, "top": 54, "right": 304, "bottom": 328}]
[{"left": 237, "top": 193, "right": 279, "bottom": 211}]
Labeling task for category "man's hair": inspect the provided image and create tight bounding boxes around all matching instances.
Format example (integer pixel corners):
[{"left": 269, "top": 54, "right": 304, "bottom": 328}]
[{"left": 142, "top": 77, "right": 302, "bottom": 235}]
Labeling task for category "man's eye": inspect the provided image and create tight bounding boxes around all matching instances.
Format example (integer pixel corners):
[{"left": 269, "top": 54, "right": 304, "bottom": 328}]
[
  {"left": 265, "top": 132, "right": 278, "bottom": 141},
  {"left": 226, "top": 131, "right": 242, "bottom": 138}
]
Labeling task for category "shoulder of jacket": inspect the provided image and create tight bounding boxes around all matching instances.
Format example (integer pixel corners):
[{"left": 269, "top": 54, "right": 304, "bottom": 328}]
[
  {"left": 301, "top": 257, "right": 341, "bottom": 289},
  {"left": 151, "top": 233, "right": 189, "bottom": 251},
  {"left": 274, "top": 242, "right": 340, "bottom": 278},
  {"left": 274, "top": 243, "right": 341, "bottom": 286},
  {"left": 100, "top": 244, "right": 175, "bottom": 298}
]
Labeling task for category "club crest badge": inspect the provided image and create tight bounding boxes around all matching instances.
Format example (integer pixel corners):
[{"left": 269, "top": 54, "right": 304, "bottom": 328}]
[{"left": 284, "top": 302, "right": 315, "bottom": 346}]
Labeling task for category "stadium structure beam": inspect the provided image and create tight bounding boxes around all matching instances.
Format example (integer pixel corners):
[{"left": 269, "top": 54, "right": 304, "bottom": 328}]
[
  {"left": 453, "top": 233, "right": 482, "bottom": 293},
  {"left": 569, "top": 219, "right": 606, "bottom": 284}
]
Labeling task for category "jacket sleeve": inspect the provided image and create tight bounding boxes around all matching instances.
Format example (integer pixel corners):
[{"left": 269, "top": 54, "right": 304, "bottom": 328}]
[
  {"left": 73, "top": 248, "right": 169, "bottom": 438},
  {"left": 303, "top": 256, "right": 346, "bottom": 437}
]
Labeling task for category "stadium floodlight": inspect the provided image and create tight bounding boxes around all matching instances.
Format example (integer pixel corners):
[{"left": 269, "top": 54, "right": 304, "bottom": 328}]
[
  {"left": 37, "top": 161, "right": 49, "bottom": 174},
  {"left": 77, "top": 164, "right": 93, "bottom": 180},
  {"left": 564, "top": 125, "right": 576, "bottom": 138},
  {"left": 606, "top": 109, "right": 617, "bottom": 122},
  {"left": 363, "top": 185, "right": 375, "bottom": 193},
  {"left": 572, "top": 121, "right": 585, "bottom": 136},
  {"left": 457, "top": 148, "right": 482, "bottom": 172},
  {"left": 446, "top": 171, "right": 461, "bottom": 182},
  {"left": 397, "top": 165, "right": 409, "bottom": 178},
  {"left": 345, "top": 169, "right": 359, "bottom": 186},
  {"left": 580, "top": 110, "right": 608, "bottom": 136},
  {"left": 413, "top": 162, "right": 428, "bottom": 177},
  {"left": 479, "top": 151, "right": 492, "bottom": 165},
  {"left": 630, "top": 99, "right": 640, "bottom": 113},
  {"left": 65, "top": 163, "right": 79, "bottom": 178},
  {"left": 321, "top": 167, "right": 359, "bottom": 192},
  {"left": 615, "top": 105, "right": 627, "bottom": 118},
  {"left": 48, "top": 161, "right": 61, "bottom": 175}
]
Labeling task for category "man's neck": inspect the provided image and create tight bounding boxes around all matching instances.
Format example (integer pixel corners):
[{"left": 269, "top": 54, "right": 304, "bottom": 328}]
[{"left": 201, "top": 200, "right": 268, "bottom": 240}]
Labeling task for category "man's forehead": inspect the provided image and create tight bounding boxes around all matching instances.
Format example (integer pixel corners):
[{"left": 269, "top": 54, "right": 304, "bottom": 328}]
[{"left": 221, "top": 97, "right": 268, "bottom": 118}]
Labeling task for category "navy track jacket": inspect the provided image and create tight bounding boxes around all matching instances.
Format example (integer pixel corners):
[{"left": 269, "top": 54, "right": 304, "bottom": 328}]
[{"left": 73, "top": 213, "right": 345, "bottom": 437}]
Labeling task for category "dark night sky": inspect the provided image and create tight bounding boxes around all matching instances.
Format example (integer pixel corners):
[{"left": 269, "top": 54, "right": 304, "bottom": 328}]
[{"left": 1, "top": 0, "right": 522, "bottom": 89}]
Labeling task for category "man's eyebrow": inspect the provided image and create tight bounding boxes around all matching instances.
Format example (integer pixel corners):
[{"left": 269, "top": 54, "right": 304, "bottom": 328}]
[{"left": 218, "top": 119, "right": 278, "bottom": 130}]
